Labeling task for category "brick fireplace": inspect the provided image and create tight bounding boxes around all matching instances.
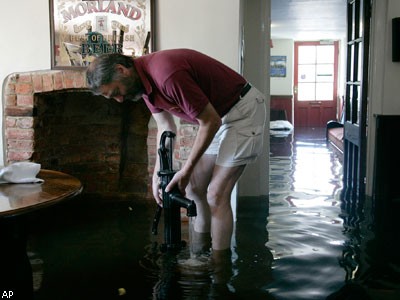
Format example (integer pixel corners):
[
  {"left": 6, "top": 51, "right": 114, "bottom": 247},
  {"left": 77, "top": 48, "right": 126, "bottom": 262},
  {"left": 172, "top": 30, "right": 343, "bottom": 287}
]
[{"left": 3, "top": 69, "right": 198, "bottom": 200}]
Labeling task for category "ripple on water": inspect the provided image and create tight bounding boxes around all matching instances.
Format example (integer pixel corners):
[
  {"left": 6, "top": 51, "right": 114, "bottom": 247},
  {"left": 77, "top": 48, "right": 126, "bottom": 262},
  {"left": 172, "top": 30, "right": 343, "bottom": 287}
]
[{"left": 266, "top": 132, "right": 347, "bottom": 299}]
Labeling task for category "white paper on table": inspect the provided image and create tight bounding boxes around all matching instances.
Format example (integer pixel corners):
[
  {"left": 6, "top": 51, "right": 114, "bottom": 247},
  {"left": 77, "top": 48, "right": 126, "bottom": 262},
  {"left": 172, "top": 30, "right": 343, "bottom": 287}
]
[{"left": 0, "top": 162, "right": 44, "bottom": 184}]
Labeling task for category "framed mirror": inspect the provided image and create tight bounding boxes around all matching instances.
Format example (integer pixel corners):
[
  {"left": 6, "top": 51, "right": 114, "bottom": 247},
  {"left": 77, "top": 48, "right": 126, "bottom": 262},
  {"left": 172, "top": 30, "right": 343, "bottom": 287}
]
[{"left": 49, "top": 0, "right": 154, "bottom": 69}]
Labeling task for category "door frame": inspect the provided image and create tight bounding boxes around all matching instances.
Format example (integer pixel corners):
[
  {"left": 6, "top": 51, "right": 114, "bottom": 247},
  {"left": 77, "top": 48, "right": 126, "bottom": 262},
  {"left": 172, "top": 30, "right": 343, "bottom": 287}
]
[
  {"left": 342, "top": 0, "right": 371, "bottom": 201},
  {"left": 293, "top": 41, "right": 340, "bottom": 127}
]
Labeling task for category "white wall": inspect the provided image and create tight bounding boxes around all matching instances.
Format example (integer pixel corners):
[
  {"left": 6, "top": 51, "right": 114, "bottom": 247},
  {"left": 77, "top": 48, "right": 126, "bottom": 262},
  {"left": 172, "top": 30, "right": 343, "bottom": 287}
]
[
  {"left": 1, "top": 0, "right": 269, "bottom": 200},
  {"left": 237, "top": 0, "right": 270, "bottom": 197},
  {"left": 270, "top": 38, "right": 347, "bottom": 98},
  {"left": 380, "top": 0, "right": 400, "bottom": 115},
  {"left": 3, "top": 1, "right": 394, "bottom": 198},
  {"left": 156, "top": 0, "right": 270, "bottom": 199},
  {"left": 0, "top": 0, "right": 242, "bottom": 167},
  {"left": 366, "top": 0, "right": 400, "bottom": 195},
  {"left": 0, "top": 1, "right": 52, "bottom": 165},
  {"left": 0, "top": 2, "right": 51, "bottom": 75},
  {"left": 368, "top": 0, "right": 400, "bottom": 116},
  {"left": 270, "top": 39, "right": 293, "bottom": 95},
  {"left": 155, "top": 0, "right": 241, "bottom": 71}
]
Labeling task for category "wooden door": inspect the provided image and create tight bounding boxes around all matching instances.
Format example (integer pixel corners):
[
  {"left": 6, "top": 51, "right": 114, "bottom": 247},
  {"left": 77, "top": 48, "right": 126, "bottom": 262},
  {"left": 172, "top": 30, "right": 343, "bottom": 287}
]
[
  {"left": 294, "top": 41, "right": 339, "bottom": 127},
  {"left": 342, "top": 0, "right": 371, "bottom": 201}
]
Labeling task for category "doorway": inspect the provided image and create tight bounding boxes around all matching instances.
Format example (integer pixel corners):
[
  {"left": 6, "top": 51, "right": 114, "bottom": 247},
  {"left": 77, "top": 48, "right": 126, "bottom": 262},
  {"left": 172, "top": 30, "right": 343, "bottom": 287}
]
[{"left": 294, "top": 41, "right": 339, "bottom": 127}]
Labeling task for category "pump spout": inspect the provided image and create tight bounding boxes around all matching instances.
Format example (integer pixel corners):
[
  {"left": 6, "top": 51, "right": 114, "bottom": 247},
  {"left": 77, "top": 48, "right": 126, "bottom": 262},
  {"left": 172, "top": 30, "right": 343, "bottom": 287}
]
[{"left": 170, "top": 192, "right": 197, "bottom": 217}]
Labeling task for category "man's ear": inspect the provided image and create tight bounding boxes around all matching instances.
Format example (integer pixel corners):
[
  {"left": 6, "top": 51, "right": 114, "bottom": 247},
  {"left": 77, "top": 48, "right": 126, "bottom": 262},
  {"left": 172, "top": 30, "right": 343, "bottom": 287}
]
[{"left": 115, "top": 64, "right": 130, "bottom": 76}]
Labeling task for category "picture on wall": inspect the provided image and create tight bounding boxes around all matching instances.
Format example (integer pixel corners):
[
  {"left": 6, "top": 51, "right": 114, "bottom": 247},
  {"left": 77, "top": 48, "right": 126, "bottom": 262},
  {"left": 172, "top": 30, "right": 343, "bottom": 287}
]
[
  {"left": 270, "top": 56, "right": 287, "bottom": 77},
  {"left": 49, "top": 0, "right": 154, "bottom": 69}
]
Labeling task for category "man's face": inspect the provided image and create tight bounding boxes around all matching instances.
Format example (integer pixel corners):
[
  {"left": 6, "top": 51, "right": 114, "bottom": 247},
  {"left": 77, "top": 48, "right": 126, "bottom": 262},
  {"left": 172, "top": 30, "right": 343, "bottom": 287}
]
[{"left": 99, "top": 74, "right": 143, "bottom": 103}]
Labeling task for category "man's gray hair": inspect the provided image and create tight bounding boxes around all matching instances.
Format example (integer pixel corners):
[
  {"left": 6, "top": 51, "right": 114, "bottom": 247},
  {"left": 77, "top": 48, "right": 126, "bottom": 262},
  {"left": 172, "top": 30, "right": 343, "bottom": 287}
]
[{"left": 86, "top": 53, "right": 134, "bottom": 94}]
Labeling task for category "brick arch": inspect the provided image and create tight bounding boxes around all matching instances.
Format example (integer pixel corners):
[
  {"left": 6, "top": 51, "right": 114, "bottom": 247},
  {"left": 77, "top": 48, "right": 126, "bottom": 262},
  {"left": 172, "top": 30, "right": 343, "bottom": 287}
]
[
  {"left": 3, "top": 69, "right": 198, "bottom": 200},
  {"left": 3, "top": 70, "right": 152, "bottom": 199}
]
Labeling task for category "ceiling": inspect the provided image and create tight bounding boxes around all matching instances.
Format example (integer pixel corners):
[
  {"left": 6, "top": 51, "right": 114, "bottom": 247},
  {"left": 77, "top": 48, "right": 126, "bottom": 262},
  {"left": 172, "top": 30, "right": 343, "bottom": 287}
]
[{"left": 271, "top": 0, "right": 347, "bottom": 40}]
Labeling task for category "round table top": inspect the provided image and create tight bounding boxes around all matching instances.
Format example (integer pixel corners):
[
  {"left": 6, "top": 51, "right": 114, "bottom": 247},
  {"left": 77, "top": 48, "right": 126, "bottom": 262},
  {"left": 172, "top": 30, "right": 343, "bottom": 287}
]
[{"left": 0, "top": 169, "right": 83, "bottom": 218}]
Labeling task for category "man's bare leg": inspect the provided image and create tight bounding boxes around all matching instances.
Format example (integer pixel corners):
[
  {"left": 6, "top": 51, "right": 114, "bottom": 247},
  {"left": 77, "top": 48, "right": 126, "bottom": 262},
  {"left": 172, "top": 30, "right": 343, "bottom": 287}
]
[
  {"left": 186, "top": 154, "right": 216, "bottom": 232},
  {"left": 186, "top": 155, "right": 216, "bottom": 254},
  {"left": 207, "top": 164, "right": 245, "bottom": 250},
  {"left": 186, "top": 155, "right": 246, "bottom": 251}
]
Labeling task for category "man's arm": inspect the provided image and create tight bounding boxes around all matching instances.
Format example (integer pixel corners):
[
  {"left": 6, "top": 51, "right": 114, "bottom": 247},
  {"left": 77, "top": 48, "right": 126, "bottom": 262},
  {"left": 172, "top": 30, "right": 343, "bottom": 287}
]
[
  {"left": 152, "top": 111, "right": 177, "bottom": 205},
  {"left": 165, "top": 102, "right": 222, "bottom": 195}
]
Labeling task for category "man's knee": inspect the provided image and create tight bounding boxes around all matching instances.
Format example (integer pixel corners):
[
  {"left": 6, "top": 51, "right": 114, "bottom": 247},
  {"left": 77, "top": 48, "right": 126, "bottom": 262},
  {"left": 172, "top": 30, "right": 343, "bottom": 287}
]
[
  {"left": 187, "top": 181, "right": 207, "bottom": 198},
  {"left": 207, "top": 187, "right": 226, "bottom": 209}
]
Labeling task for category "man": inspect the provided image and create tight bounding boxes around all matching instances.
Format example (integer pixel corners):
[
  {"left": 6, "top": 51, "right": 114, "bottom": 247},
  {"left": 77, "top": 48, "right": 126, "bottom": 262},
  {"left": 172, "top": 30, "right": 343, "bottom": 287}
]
[{"left": 86, "top": 49, "right": 266, "bottom": 254}]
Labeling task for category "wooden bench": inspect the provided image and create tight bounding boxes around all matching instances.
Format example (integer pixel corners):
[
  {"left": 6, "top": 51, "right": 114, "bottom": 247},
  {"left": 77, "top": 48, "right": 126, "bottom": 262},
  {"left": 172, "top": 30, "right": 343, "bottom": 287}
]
[{"left": 326, "top": 120, "right": 344, "bottom": 153}]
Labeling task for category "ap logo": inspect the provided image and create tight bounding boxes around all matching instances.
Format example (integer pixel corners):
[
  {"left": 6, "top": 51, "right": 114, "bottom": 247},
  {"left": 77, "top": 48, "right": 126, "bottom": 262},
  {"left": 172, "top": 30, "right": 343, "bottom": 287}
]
[{"left": 1, "top": 291, "right": 13, "bottom": 298}]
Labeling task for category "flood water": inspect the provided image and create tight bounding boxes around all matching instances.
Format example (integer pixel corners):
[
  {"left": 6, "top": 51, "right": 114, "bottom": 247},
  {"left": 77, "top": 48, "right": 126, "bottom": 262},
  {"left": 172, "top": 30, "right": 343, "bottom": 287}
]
[
  {"left": 267, "top": 128, "right": 345, "bottom": 299},
  {"left": 23, "top": 127, "right": 392, "bottom": 299}
]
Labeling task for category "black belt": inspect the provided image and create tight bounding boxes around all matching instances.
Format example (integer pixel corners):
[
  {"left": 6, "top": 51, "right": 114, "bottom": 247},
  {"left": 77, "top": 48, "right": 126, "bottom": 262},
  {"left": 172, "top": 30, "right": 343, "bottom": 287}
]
[{"left": 240, "top": 83, "right": 252, "bottom": 98}]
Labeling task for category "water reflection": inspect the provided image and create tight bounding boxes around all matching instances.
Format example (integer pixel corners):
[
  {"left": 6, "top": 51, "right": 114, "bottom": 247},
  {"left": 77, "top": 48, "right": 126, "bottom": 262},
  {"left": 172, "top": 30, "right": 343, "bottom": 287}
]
[
  {"left": 267, "top": 128, "right": 346, "bottom": 299},
  {"left": 29, "top": 127, "right": 400, "bottom": 299},
  {"left": 145, "top": 127, "right": 348, "bottom": 299},
  {"left": 143, "top": 212, "right": 276, "bottom": 299}
]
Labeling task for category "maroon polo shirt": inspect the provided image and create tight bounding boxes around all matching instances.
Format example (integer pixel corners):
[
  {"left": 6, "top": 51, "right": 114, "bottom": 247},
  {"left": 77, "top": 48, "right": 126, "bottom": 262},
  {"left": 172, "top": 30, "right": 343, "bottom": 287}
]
[{"left": 134, "top": 49, "right": 246, "bottom": 124}]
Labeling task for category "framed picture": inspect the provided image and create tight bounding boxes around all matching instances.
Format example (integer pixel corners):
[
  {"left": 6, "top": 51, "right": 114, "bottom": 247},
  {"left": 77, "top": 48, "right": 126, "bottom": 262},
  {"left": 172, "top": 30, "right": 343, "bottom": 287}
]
[
  {"left": 270, "top": 56, "right": 287, "bottom": 77},
  {"left": 49, "top": 0, "right": 154, "bottom": 69}
]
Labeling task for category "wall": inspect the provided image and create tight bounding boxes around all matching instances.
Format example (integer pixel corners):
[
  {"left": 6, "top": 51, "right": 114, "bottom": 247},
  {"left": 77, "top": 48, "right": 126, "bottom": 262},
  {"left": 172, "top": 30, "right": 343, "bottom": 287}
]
[
  {"left": 1, "top": 1, "right": 270, "bottom": 200},
  {"left": 0, "top": 1, "right": 51, "bottom": 75},
  {"left": 155, "top": 0, "right": 270, "bottom": 199},
  {"left": 376, "top": 0, "right": 400, "bottom": 115},
  {"left": 0, "top": 1, "right": 52, "bottom": 165},
  {"left": 270, "top": 38, "right": 346, "bottom": 111},
  {"left": 237, "top": 0, "right": 270, "bottom": 197},
  {"left": 0, "top": 0, "right": 241, "bottom": 166},
  {"left": 155, "top": 0, "right": 241, "bottom": 70},
  {"left": 3, "top": 1, "right": 394, "bottom": 198},
  {"left": 366, "top": 0, "right": 400, "bottom": 195},
  {"left": 270, "top": 39, "right": 294, "bottom": 123},
  {"left": 270, "top": 39, "right": 293, "bottom": 95}
]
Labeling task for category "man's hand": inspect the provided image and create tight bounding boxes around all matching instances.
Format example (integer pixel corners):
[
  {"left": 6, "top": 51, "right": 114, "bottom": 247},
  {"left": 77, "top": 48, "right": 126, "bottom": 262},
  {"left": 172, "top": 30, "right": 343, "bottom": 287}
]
[
  {"left": 152, "top": 175, "right": 163, "bottom": 206},
  {"left": 165, "top": 169, "right": 191, "bottom": 197},
  {"left": 151, "top": 103, "right": 220, "bottom": 204},
  {"left": 163, "top": 103, "right": 221, "bottom": 197}
]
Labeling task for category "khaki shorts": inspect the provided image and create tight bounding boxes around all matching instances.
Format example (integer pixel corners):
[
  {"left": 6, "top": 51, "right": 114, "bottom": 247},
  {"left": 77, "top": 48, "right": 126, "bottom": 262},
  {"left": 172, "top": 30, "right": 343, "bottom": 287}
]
[{"left": 205, "top": 86, "right": 266, "bottom": 167}]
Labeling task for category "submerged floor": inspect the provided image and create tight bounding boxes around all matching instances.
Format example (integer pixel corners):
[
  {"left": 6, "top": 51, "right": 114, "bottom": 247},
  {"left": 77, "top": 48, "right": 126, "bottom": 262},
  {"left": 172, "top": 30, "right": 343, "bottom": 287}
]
[
  {"left": 17, "top": 128, "right": 400, "bottom": 299},
  {"left": 266, "top": 127, "right": 345, "bottom": 299}
]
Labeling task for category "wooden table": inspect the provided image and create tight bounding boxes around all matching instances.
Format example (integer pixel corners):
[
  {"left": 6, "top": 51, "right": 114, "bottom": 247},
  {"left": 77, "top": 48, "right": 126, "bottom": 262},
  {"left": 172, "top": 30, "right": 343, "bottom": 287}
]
[
  {"left": 0, "top": 169, "right": 83, "bottom": 217},
  {"left": 0, "top": 170, "right": 83, "bottom": 299}
]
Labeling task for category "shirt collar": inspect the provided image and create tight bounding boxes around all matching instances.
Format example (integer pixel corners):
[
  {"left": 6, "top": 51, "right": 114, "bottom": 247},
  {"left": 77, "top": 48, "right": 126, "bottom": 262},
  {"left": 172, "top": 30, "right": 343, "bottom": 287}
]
[{"left": 133, "top": 58, "right": 153, "bottom": 97}]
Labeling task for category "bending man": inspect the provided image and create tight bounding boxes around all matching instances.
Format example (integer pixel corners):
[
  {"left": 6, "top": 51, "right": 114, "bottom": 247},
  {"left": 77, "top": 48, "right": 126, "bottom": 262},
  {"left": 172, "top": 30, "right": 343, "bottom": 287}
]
[{"left": 86, "top": 49, "right": 266, "bottom": 253}]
